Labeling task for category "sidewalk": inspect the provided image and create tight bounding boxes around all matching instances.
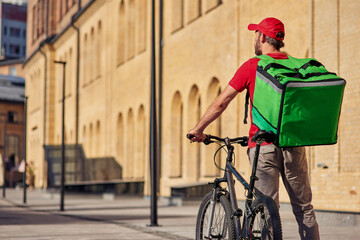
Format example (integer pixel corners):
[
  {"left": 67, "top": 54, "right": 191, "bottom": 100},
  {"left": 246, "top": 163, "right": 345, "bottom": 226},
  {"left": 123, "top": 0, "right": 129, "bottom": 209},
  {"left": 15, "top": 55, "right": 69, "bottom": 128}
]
[{"left": 0, "top": 188, "right": 359, "bottom": 239}]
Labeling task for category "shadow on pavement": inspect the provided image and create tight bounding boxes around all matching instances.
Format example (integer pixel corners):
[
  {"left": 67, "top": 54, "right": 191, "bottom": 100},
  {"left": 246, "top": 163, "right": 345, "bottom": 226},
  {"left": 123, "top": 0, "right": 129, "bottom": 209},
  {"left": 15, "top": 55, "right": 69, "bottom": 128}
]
[
  {"left": 0, "top": 209, "right": 83, "bottom": 225},
  {"left": 60, "top": 213, "right": 195, "bottom": 223}
]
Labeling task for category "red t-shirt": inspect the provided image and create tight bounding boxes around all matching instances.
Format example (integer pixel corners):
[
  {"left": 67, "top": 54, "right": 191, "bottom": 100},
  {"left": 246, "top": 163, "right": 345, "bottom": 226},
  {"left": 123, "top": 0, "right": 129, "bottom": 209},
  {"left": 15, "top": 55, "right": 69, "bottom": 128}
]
[{"left": 228, "top": 53, "right": 288, "bottom": 148}]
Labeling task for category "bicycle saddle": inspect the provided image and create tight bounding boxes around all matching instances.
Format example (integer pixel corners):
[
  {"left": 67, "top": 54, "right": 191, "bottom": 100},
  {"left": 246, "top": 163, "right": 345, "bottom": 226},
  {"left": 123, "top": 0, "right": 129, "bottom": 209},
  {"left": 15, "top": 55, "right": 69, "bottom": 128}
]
[{"left": 251, "top": 130, "right": 276, "bottom": 144}]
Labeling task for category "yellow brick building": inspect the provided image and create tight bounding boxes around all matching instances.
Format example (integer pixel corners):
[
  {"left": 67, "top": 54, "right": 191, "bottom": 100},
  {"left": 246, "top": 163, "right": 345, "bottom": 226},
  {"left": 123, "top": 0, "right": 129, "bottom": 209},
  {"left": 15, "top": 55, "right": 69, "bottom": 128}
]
[{"left": 24, "top": 0, "right": 360, "bottom": 212}]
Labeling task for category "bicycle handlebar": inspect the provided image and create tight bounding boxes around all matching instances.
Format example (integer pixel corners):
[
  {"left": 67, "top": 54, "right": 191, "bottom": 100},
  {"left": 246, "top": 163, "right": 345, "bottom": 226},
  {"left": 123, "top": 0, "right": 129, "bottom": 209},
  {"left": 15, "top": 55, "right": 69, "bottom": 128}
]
[{"left": 186, "top": 134, "right": 249, "bottom": 146}]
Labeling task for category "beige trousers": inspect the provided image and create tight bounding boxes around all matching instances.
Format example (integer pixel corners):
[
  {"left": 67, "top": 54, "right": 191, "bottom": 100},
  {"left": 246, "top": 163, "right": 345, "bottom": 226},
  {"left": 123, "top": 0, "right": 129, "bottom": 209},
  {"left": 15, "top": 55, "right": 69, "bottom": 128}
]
[{"left": 248, "top": 144, "right": 320, "bottom": 240}]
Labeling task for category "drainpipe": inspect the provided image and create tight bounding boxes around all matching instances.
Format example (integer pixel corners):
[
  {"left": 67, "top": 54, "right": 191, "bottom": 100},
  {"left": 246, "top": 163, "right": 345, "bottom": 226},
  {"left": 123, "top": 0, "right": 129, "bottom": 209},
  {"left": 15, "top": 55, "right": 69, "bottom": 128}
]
[
  {"left": 71, "top": 22, "right": 80, "bottom": 146},
  {"left": 46, "top": 0, "right": 49, "bottom": 36}
]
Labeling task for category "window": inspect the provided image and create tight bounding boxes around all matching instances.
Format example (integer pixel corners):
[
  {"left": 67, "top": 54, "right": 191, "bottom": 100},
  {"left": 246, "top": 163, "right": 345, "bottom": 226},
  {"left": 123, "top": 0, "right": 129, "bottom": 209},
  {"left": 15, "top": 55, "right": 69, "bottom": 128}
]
[
  {"left": 10, "top": 28, "right": 21, "bottom": 37},
  {"left": 127, "top": 0, "right": 135, "bottom": 60},
  {"left": 67, "top": 48, "right": 72, "bottom": 95},
  {"left": 137, "top": 0, "right": 147, "bottom": 53},
  {"left": 23, "top": 29, "right": 26, "bottom": 38},
  {"left": 60, "top": 0, "right": 63, "bottom": 20},
  {"left": 9, "top": 67, "right": 16, "bottom": 76},
  {"left": 41, "top": 0, "right": 45, "bottom": 34},
  {"left": 90, "top": 27, "right": 95, "bottom": 81},
  {"left": 2, "top": 44, "right": 6, "bottom": 56},
  {"left": 117, "top": 1, "right": 125, "bottom": 65},
  {"left": 9, "top": 45, "right": 20, "bottom": 55},
  {"left": 37, "top": 0, "right": 40, "bottom": 37},
  {"left": 188, "top": 0, "right": 201, "bottom": 23},
  {"left": 97, "top": 21, "right": 101, "bottom": 77},
  {"left": 4, "top": 26, "right": 7, "bottom": 35},
  {"left": 5, "top": 135, "right": 20, "bottom": 166},
  {"left": 83, "top": 34, "right": 87, "bottom": 85},
  {"left": 172, "top": 0, "right": 184, "bottom": 32},
  {"left": 38, "top": 0, "right": 43, "bottom": 34},
  {"left": 32, "top": 5, "right": 36, "bottom": 41},
  {"left": 8, "top": 111, "right": 19, "bottom": 123}
]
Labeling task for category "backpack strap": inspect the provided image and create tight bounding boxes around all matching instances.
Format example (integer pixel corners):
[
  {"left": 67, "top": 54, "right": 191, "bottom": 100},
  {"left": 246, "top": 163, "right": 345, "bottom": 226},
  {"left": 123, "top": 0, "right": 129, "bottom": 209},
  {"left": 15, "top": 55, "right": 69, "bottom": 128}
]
[{"left": 243, "top": 90, "right": 250, "bottom": 124}]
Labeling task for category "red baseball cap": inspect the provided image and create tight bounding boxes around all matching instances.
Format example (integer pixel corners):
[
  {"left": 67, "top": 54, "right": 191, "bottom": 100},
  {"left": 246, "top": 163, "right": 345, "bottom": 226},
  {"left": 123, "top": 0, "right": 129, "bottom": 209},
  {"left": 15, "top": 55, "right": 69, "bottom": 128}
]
[{"left": 248, "top": 17, "right": 285, "bottom": 41}]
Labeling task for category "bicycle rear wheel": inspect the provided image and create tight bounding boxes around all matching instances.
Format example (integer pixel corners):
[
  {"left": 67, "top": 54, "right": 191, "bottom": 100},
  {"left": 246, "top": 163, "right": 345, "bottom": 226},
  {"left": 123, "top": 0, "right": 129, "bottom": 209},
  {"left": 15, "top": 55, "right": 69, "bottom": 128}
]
[
  {"left": 195, "top": 191, "right": 236, "bottom": 240},
  {"left": 247, "top": 195, "right": 283, "bottom": 240}
]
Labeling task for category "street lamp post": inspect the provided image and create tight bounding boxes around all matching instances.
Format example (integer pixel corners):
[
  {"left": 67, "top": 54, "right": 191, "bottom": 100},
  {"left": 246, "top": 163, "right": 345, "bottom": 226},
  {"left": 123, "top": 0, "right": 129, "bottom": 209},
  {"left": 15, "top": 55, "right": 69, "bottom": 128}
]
[
  {"left": 0, "top": 113, "right": 7, "bottom": 198},
  {"left": 54, "top": 60, "right": 66, "bottom": 211},
  {"left": 23, "top": 96, "right": 28, "bottom": 204},
  {"left": 149, "top": 0, "right": 159, "bottom": 227}
]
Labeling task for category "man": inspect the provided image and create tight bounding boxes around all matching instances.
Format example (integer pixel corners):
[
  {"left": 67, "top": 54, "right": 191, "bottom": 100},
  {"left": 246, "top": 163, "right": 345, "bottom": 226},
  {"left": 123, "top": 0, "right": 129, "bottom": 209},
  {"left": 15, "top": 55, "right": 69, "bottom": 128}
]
[{"left": 188, "top": 17, "right": 320, "bottom": 240}]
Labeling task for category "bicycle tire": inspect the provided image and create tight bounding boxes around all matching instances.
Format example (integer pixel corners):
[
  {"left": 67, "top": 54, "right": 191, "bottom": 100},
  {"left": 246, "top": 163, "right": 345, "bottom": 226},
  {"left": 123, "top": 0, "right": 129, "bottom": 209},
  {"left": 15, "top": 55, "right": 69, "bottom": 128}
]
[
  {"left": 195, "top": 191, "right": 236, "bottom": 240},
  {"left": 247, "top": 195, "right": 283, "bottom": 240}
]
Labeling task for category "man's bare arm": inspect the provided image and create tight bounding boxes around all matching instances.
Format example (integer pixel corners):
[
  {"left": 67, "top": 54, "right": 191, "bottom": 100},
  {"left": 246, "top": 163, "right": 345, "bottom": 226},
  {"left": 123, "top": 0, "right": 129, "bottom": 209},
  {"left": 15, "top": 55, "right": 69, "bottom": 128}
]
[{"left": 188, "top": 85, "right": 239, "bottom": 142}]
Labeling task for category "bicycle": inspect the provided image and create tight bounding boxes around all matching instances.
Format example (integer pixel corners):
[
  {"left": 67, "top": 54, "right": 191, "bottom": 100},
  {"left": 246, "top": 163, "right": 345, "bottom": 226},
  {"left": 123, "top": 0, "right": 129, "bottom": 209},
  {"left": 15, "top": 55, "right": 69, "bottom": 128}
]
[{"left": 187, "top": 130, "right": 283, "bottom": 240}]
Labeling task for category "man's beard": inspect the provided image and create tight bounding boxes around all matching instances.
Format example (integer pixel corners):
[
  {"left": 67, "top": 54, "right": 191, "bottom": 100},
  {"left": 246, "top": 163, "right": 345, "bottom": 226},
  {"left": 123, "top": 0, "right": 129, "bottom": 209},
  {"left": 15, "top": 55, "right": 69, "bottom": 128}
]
[{"left": 254, "top": 37, "right": 262, "bottom": 56}]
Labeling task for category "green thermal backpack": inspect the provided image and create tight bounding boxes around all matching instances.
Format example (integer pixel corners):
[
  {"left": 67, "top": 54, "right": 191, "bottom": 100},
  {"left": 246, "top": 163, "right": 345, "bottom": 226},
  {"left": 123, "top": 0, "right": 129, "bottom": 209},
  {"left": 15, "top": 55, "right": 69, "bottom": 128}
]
[{"left": 248, "top": 54, "right": 346, "bottom": 147}]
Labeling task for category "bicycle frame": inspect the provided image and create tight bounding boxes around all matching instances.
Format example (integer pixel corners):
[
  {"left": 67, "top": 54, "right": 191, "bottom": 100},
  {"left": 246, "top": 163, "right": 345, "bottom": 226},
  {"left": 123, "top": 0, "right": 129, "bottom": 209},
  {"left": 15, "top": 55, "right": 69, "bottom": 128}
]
[{"left": 205, "top": 138, "right": 262, "bottom": 240}]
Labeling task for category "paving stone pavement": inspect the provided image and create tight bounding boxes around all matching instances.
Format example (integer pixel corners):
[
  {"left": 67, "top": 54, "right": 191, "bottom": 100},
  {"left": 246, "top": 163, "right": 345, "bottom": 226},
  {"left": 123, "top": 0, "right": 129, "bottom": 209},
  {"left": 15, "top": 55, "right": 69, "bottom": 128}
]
[{"left": 0, "top": 188, "right": 359, "bottom": 239}]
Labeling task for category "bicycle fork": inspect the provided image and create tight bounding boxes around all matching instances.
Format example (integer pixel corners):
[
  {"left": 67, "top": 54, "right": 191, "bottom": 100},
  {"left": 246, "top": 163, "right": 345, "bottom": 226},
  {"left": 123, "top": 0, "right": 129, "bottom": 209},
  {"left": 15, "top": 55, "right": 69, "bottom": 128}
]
[
  {"left": 205, "top": 188, "right": 218, "bottom": 238},
  {"left": 205, "top": 177, "right": 238, "bottom": 239}
]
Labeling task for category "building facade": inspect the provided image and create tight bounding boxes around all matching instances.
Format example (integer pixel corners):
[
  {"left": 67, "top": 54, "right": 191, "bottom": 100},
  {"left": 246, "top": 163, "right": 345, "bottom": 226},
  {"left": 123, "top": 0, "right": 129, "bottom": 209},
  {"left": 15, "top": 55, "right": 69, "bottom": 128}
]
[
  {"left": 0, "top": 58, "right": 25, "bottom": 76},
  {"left": 0, "top": 2, "right": 27, "bottom": 59},
  {"left": 24, "top": 0, "right": 360, "bottom": 212},
  {"left": 0, "top": 74, "right": 25, "bottom": 186}
]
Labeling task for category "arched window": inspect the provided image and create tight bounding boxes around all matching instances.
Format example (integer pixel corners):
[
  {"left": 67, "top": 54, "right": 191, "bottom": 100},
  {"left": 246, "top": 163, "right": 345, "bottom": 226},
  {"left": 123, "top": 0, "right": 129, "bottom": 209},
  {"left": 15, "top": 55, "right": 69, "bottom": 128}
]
[
  {"left": 64, "top": 127, "right": 68, "bottom": 142},
  {"left": 187, "top": 0, "right": 201, "bottom": 23},
  {"left": 127, "top": 0, "right": 135, "bottom": 60},
  {"left": 68, "top": 48, "right": 72, "bottom": 96},
  {"left": 170, "top": 92, "right": 183, "bottom": 178},
  {"left": 64, "top": 52, "right": 68, "bottom": 96},
  {"left": 137, "top": 0, "right": 147, "bottom": 53},
  {"left": 172, "top": 0, "right": 184, "bottom": 32},
  {"left": 70, "top": 130, "right": 73, "bottom": 143},
  {"left": 126, "top": 109, "right": 134, "bottom": 178},
  {"left": 117, "top": 113, "right": 124, "bottom": 163},
  {"left": 89, "top": 123, "right": 93, "bottom": 157},
  {"left": 187, "top": 85, "right": 201, "bottom": 180},
  {"left": 117, "top": 1, "right": 125, "bottom": 65},
  {"left": 82, "top": 125, "right": 87, "bottom": 155},
  {"left": 57, "top": 58, "right": 63, "bottom": 101},
  {"left": 135, "top": 105, "right": 145, "bottom": 178},
  {"left": 90, "top": 27, "right": 95, "bottom": 81},
  {"left": 97, "top": 21, "right": 102, "bottom": 78},
  {"left": 82, "top": 33, "right": 87, "bottom": 86},
  {"left": 96, "top": 120, "right": 100, "bottom": 156}
]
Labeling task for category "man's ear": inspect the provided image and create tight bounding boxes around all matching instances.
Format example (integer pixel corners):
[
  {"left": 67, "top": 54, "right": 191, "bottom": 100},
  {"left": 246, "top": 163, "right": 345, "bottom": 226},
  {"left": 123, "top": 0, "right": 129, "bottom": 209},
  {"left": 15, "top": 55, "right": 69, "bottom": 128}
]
[{"left": 260, "top": 33, "right": 266, "bottom": 43}]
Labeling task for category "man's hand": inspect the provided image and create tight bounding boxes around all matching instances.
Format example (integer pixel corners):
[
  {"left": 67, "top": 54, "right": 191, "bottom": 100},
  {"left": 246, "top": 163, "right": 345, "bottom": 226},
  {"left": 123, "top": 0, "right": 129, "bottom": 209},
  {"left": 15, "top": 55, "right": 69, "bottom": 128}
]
[
  {"left": 187, "top": 85, "right": 238, "bottom": 143},
  {"left": 187, "top": 129, "right": 206, "bottom": 143}
]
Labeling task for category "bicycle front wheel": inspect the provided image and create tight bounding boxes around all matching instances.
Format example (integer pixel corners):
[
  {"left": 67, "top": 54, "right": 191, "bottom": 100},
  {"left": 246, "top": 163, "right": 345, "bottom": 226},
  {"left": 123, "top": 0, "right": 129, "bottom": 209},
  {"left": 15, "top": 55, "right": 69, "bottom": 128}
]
[
  {"left": 247, "top": 195, "right": 283, "bottom": 240},
  {"left": 195, "top": 191, "right": 236, "bottom": 240}
]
